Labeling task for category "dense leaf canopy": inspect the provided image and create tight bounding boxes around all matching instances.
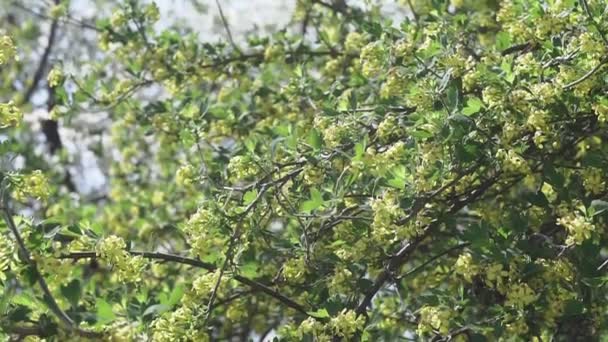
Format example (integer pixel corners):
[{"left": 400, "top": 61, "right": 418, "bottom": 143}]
[{"left": 2, "top": 0, "right": 608, "bottom": 340}]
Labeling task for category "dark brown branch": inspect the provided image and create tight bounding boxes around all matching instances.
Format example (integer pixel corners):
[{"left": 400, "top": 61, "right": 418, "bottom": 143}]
[
  {"left": 355, "top": 175, "right": 499, "bottom": 316},
  {"left": 21, "top": 4, "right": 59, "bottom": 104},
  {"left": 60, "top": 250, "right": 312, "bottom": 317}
]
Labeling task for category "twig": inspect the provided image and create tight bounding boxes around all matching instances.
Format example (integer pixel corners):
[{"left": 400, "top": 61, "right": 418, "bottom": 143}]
[
  {"left": 60, "top": 250, "right": 312, "bottom": 316},
  {"left": 21, "top": 4, "right": 59, "bottom": 104},
  {"left": 397, "top": 242, "right": 471, "bottom": 279},
  {"left": 203, "top": 226, "right": 240, "bottom": 325},
  {"left": 562, "top": 57, "right": 608, "bottom": 89},
  {"left": 0, "top": 201, "right": 101, "bottom": 338},
  {"left": 581, "top": 0, "right": 608, "bottom": 46},
  {"left": 214, "top": 0, "right": 241, "bottom": 54}
]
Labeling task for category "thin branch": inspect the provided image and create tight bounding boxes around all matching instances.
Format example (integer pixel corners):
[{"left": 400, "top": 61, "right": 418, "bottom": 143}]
[
  {"left": 21, "top": 5, "right": 59, "bottom": 104},
  {"left": 562, "top": 57, "right": 608, "bottom": 89},
  {"left": 214, "top": 0, "right": 241, "bottom": 54},
  {"left": 0, "top": 203, "right": 101, "bottom": 338},
  {"left": 355, "top": 175, "right": 499, "bottom": 317},
  {"left": 203, "top": 226, "right": 240, "bottom": 325},
  {"left": 60, "top": 250, "right": 312, "bottom": 317},
  {"left": 580, "top": 0, "right": 608, "bottom": 46},
  {"left": 398, "top": 242, "right": 470, "bottom": 279}
]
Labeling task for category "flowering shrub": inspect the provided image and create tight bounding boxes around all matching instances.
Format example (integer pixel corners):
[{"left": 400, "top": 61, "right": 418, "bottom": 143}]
[{"left": 1, "top": 0, "right": 608, "bottom": 340}]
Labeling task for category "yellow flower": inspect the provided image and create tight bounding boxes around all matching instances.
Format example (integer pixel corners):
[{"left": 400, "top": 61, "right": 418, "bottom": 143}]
[
  {"left": 47, "top": 67, "right": 65, "bottom": 88},
  {"left": 344, "top": 32, "right": 368, "bottom": 52},
  {"left": 330, "top": 309, "right": 365, "bottom": 338},
  {"left": 110, "top": 9, "right": 127, "bottom": 27},
  {"left": 360, "top": 41, "right": 387, "bottom": 78},
  {"left": 96, "top": 235, "right": 147, "bottom": 283},
  {"left": 175, "top": 164, "right": 196, "bottom": 187},
  {"left": 0, "top": 101, "right": 23, "bottom": 128},
  {"left": 454, "top": 252, "right": 479, "bottom": 282},
  {"left": 417, "top": 306, "right": 452, "bottom": 336},
  {"left": 13, "top": 170, "right": 50, "bottom": 201},
  {"left": 557, "top": 211, "right": 596, "bottom": 245},
  {"left": 505, "top": 283, "right": 537, "bottom": 308},
  {"left": 0, "top": 35, "right": 17, "bottom": 65}
]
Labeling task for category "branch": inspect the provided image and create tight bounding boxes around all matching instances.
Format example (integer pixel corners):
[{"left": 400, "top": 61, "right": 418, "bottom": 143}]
[
  {"left": 355, "top": 175, "right": 499, "bottom": 316},
  {"left": 0, "top": 204, "right": 101, "bottom": 338},
  {"left": 397, "top": 242, "right": 471, "bottom": 279},
  {"left": 60, "top": 250, "right": 312, "bottom": 317},
  {"left": 580, "top": 0, "right": 608, "bottom": 46},
  {"left": 214, "top": 0, "right": 241, "bottom": 54},
  {"left": 21, "top": 4, "right": 59, "bottom": 104},
  {"left": 562, "top": 57, "right": 608, "bottom": 90}
]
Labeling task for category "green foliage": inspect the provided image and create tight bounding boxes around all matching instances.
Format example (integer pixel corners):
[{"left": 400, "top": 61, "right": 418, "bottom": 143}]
[{"left": 2, "top": 0, "right": 608, "bottom": 340}]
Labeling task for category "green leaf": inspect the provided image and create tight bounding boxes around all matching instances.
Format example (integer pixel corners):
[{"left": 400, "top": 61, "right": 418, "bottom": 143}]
[
  {"left": 240, "top": 262, "right": 259, "bottom": 278},
  {"left": 60, "top": 280, "right": 81, "bottom": 308},
  {"left": 243, "top": 190, "right": 259, "bottom": 205},
  {"left": 300, "top": 188, "right": 325, "bottom": 212},
  {"left": 96, "top": 298, "right": 116, "bottom": 325},
  {"left": 589, "top": 200, "right": 608, "bottom": 217},
  {"left": 143, "top": 304, "right": 170, "bottom": 317},
  {"left": 462, "top": 97, "right": 483, "bottom": 116},
  {"left": 308, "top": 128, "right": 322, "bottom": 150},
  {"left": 167, "top": 285, "right": 184, "bottom": 307},
  {"left": 387, "top": 165, "right": 407, "bottom": 189},
  {"left": 307, "top": 308, "right": 330, "bottom": 318},
  {"left": 495, "top": 31, "right": 512, "bottom": 51}
]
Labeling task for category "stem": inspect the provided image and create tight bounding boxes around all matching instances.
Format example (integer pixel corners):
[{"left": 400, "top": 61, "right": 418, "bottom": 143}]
[
  {"left": 61, "top": 250, "right": 312, "bottom": 317},
  {"left": 0, "top": 205, "right": 101, "bottom": 338}
]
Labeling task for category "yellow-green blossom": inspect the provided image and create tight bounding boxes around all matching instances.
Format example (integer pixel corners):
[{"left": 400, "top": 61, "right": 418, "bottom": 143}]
[
  {"left": 0, "top": 101, "right": 23, "bottom": 128},
  {"left": 13, "top": 170, "right": 50, "bottom": 201},
  {"left": 47, "top": 67, "right": 65, "bottom": 88},
  {"left": 0, "top": 35, "right": 17, "bottom": 65}
]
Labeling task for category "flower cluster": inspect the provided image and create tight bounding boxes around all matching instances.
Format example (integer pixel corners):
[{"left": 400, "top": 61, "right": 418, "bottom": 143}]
[
  {"left": 344, "top": 31, "right": 368, "bottom": 52},
  {"left": 557, "top": 211, "right": 596, "bottom": 245},
  {"left": 417, "top": 305, "right": 453, "bottom": 336},
  {"left": 330, "top": 309, "right": 365, "bottom": 338},
  {"left": 283, "top": 257, "right": 307, "bottom": 283},
  {"left": 12, "top": 170, "right": 50, "bottom": 202},
  {"left": 496, "top": 149, "right": 529, "bottom": 174},
  {"left": 181, "top": 206, "right": 226, "bottom": 262},
  {"left": 47, "top": 67, "right": 65, "bottom": 88},
  {"left": 152, "top": 306, "right": 209, "bottom": 342},
  {"left": 0, "top": 35, "right": 17, "bottom": 65},
  {"left": 175, "top": 164, "right": 197, "bottom": 187},
  {"left": 0, "top": 101, "right": 23, "bottom": 128},
  {"left": 96, "top": 235, "right": 147, "bottom": 283},
  {"left": 505, "top": 282, "right": 537, "bottom": 309},
  {"left": 370, "top": 191, "right": 403, "bottom": 243},
  {"left": 454, "top": 252, "right": 479, "bottom": 282},
  {"left": 581, "top": 167, "right": 605, "bottom": 195},
  {"left": 227, "top": 155, "right": 259, "bottom": 181},
  {"left": 360, "top": 41, "right": 388, "bottom": 78},
  {"left": 380, "top": 68, "right": 409, "bottom": 98}
]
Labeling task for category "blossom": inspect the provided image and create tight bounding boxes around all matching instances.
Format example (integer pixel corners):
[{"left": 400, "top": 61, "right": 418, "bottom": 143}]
[
  {"left": 47, "top": 67, "right": 65, "bottom": 88},
  {"left": 0, "top": 101, "right": 23, "bottom": 128},
  {"left": 330, "top": 309, "right": 365, "bottom": 338},
  {"left": 176, "top": 164, "right": 197, "bottom": 187},
  {"left": 417, "top": 306, "right": 452, "bottom": 336},
  {"left": 13, "top": 170, "right": 50, "bottom": 201},
  {"left": 0, "top": 35, "right": 17, "bottom": 65}
]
